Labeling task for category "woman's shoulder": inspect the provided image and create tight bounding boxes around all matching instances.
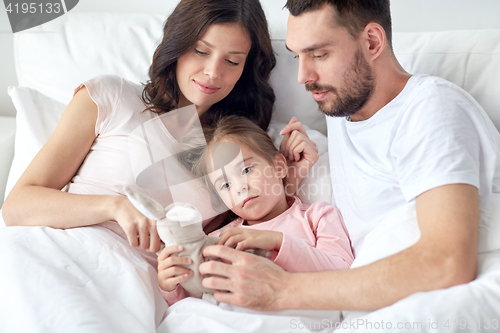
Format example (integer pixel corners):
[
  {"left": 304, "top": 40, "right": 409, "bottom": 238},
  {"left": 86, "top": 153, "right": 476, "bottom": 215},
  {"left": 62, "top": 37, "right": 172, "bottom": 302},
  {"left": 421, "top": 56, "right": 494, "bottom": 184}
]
[
  {"left": 81, "top": 74, "right": 143, "bottom": 95},
  {"left": 83, "top": 74, "right": 123, "bottom": 88},
  {"left": 83, "top": 75, "right": 145, "bottom": 108}
]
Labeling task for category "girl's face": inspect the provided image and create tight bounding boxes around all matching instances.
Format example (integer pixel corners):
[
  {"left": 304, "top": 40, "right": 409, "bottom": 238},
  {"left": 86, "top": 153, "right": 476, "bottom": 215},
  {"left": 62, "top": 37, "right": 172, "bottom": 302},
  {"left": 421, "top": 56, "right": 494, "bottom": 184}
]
[
  {"left": 176, "top": 23, "right": 252, "bottom": 115},
  {"left": 208, "top": 140, "right": 289, "bottom": 225}
]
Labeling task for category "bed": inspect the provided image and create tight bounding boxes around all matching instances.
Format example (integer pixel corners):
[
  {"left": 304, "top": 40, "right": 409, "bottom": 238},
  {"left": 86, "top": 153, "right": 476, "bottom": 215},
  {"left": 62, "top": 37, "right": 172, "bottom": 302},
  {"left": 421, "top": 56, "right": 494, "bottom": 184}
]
[{"left": 0, "top": 11, "right": 499, "bottom": 333}]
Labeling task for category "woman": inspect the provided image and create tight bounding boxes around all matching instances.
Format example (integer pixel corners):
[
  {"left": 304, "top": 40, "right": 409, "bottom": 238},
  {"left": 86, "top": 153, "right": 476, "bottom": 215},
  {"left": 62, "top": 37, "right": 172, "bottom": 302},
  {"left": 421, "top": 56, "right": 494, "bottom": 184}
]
[{"left": 2, "top": 0, "right": 276, "bottom": 259}]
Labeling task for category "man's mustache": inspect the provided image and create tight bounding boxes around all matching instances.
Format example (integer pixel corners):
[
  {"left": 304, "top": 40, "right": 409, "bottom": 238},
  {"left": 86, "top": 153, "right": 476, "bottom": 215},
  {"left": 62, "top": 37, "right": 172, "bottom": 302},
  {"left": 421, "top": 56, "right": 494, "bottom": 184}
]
[{"left": 305, "top": 83, "right": 337, "bottom": 94}]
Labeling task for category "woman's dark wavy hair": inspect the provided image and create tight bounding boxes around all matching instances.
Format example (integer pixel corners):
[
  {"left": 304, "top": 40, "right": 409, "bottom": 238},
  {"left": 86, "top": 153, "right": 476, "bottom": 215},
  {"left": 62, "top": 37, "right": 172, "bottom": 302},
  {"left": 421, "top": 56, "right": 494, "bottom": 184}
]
[{"left": 142, "top": 0, "right": 276, "bottom": 130}]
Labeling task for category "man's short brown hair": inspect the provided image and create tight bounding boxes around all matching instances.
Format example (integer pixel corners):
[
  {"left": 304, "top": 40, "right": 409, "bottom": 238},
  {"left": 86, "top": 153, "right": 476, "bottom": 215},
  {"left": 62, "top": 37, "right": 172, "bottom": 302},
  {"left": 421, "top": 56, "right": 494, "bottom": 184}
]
[{"left": 285, "top": 0, "right": 392, "bottom": 48}]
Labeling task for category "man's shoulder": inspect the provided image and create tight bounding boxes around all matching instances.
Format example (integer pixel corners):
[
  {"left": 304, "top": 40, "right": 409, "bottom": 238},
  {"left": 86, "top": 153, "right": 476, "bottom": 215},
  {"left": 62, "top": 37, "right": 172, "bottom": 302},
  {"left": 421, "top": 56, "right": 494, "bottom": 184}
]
[
  {"left": 405, "top": 74, "right": 474, "bottom": 104},
  {"left": 395, "top": 74, "right": 482, "bottom": 124}
]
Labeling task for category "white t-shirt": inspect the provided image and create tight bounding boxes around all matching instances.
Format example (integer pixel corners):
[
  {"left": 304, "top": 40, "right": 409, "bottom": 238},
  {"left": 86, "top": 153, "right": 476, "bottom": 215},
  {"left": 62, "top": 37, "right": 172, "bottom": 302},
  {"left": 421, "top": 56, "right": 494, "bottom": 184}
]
[{"left": 327, "top": 74, "right": 500, "bottom": 254}]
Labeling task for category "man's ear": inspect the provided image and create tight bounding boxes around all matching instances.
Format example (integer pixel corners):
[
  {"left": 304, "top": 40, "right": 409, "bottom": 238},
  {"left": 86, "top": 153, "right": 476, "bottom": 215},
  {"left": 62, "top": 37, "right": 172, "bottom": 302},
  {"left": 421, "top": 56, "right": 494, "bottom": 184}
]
[
  {"left": 362, "top": 22, "right": 386, "bottom": 61},
  {"left": 274, "top": 154, "right": 288, "bottom": 179}
]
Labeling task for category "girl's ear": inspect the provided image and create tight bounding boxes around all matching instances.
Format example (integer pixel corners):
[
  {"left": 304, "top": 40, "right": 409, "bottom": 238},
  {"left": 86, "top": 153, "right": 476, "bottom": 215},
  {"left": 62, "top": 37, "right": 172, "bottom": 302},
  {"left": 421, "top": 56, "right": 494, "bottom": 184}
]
[{"left": 274, "top": 154, "right": 288, "bottom": 179}]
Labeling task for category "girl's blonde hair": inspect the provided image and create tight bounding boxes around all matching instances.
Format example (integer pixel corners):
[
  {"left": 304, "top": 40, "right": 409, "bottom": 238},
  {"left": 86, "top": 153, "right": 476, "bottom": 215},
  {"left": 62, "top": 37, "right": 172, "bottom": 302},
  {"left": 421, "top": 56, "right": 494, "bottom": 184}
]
[
  {"left": 197, "top": 115, "right": 280, "bottom": 172},
  {"left": 180, "top": 115, "right": 285, "bottom": 225}
]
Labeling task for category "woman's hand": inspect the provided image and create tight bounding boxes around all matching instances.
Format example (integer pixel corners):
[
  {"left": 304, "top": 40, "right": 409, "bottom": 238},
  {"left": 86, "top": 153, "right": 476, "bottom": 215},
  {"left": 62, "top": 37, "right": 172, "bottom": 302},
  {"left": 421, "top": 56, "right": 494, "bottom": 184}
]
[
  {"left": 218, "top": 227, "right": 283, "bottom": 252},
  {"left": 279, "top": 118, "right": 319, "bottom": 194},
  {"left": 111, "top": 195, "right": 162, "bottom": 253},
  {"left": 158, "top": 245, "right": 193, "bottom": 292}
]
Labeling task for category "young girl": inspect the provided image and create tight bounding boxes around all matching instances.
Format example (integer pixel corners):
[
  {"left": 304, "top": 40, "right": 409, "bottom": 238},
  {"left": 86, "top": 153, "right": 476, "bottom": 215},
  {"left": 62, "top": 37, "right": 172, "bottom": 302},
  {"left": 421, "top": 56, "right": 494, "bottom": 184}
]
[{"left": 158, "top": 116, "right": 354, "bottom": 305}]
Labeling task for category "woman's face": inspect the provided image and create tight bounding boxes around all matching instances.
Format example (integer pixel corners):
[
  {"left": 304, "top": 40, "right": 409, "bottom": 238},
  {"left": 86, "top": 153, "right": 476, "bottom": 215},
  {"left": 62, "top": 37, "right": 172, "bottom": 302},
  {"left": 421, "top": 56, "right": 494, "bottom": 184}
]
[{"left": 176, "top": 23, "right": 252, "bottom": 115}]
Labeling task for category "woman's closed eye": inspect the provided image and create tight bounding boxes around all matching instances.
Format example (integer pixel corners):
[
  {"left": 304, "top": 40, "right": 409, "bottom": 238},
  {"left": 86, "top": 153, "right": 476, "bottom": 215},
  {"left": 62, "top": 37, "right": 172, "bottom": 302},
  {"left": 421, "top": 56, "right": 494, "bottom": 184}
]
[
  {"left": 226, "top": 59, "right": 240, "bottom": 66},
  {"left": 195, "top": 49, "right": 240, "bottom": 67},
  {"left": 195, "top": 49, "right": 208, "bottom": 56}
]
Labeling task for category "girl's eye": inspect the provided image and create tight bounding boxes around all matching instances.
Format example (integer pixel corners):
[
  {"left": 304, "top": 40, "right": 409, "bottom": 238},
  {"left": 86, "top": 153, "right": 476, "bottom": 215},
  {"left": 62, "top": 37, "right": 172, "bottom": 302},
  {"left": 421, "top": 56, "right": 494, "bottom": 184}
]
[
  {"left": 195, "top": 49, "right": 208, "bottom": 56},
  {"left": 226, "top": 59, "right": 239, "bottom": 66},
  {"left": 220, "top": 182, "right": 231, "bottom": 191},
  {"left": 242, "top": 166, "right": 253, "bottom": 175}
]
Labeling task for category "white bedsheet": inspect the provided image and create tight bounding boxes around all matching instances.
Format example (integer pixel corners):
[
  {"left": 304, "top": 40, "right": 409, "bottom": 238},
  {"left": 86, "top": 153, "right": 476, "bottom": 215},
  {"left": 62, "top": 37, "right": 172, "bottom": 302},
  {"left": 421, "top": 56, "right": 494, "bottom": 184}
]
[
  {"left": 1, "top": 194, "right": 499, "bottom": 333},
  {"left": 159, "top": 299, "right": 341, "bottom": 333},
  {"left": 0, "top": 220, "right": 341, "bottom": 333},
  {"left": 0, "top": 224, "right": 167, "bottom": 333}
]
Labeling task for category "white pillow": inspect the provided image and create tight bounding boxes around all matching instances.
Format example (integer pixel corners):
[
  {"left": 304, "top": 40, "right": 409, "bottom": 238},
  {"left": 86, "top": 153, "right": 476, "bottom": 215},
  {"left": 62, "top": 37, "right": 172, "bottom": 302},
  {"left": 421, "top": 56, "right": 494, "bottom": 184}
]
[
  {"left": 393, "top": 29, "right": 500, "bottom": 131},
  {"left": 5, "top": 87, "right": 65, "bottom": 201}
]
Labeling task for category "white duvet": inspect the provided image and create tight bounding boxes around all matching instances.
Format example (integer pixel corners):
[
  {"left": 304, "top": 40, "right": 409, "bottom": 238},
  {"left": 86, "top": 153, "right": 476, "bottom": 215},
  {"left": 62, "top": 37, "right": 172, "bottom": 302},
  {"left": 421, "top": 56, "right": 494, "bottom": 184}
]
[
  {"left": 0, "top": 195, "right": 499, "bottom": 333},
  {"left": 0, "top": 225, "right": 167, "bottom": 333}
]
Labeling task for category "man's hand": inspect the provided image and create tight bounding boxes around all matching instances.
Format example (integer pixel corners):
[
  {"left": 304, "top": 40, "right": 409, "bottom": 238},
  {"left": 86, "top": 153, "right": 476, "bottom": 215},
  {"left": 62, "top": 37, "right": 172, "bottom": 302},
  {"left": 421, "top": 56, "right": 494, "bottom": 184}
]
[
  {"left": 217, "top": 227, "right": 283, "bottom": 251},
  {"left": 199, "top": 245, "right": 290, "bottom": 311}
]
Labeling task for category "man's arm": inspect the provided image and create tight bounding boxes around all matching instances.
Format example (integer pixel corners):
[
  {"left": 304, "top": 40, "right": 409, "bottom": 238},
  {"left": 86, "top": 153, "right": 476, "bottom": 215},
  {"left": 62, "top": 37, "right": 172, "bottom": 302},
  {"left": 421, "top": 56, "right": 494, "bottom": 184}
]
[{"left": 199, "top": 184, "right": 479, "bottom": 311}]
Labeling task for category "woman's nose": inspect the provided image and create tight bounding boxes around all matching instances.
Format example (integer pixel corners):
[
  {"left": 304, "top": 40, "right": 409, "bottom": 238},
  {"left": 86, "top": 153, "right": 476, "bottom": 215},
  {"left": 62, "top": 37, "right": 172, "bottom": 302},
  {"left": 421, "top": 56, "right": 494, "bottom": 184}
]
[{"left": 204, "top": 58, "right": 222, "bottom": 79}]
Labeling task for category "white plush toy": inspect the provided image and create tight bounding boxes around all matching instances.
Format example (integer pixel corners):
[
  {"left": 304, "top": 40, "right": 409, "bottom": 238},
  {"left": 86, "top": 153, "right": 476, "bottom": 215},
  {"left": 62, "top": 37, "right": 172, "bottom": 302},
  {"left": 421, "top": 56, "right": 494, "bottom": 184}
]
[{"left": 123, "top": 186, "right": 219, "bottom": 303}]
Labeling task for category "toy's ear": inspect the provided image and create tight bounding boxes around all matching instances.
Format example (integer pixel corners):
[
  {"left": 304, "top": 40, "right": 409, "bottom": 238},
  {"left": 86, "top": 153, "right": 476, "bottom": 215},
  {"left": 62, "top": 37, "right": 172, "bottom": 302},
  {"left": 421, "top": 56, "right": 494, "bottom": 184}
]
[
  {"left": 273, "top": 154, "right": 287, "bottom": 179},
  {"left": 123, "top": 186, "right": 166, "bottom": 220}
]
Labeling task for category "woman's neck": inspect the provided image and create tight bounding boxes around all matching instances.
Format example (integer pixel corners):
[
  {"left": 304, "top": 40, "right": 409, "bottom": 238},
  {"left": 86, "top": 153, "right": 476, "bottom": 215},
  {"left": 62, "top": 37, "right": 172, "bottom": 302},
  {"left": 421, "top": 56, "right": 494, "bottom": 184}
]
[{"left": 176, "top": 96, "right": 209, "bottom": 117}]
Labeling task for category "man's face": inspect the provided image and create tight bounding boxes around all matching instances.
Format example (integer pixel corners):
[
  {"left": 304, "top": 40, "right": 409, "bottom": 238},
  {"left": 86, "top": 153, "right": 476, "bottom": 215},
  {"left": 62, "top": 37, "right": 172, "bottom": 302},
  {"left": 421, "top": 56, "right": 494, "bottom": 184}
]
[{"left": 286, "top": 4, "right": 374, "bottom": 118}]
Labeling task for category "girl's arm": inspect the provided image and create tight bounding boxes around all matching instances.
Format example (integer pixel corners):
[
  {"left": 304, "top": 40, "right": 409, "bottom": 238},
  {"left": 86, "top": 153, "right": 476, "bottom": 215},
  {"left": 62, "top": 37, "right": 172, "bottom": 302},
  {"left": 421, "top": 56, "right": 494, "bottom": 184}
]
[
  {"left": 273, "top": 203, "right": 354, "bottom": 272},
  {"left": 215, "top": 203, "right": 353, "bottom": 272},
  {"left": 158, "top": 245, "right": 193, "bottom": 306},
  {"left": 2, "top": 87, "right": 160, "bottom": 252},
  {"left": 279, "top": 118, "right": 319, "bottom": 196}
]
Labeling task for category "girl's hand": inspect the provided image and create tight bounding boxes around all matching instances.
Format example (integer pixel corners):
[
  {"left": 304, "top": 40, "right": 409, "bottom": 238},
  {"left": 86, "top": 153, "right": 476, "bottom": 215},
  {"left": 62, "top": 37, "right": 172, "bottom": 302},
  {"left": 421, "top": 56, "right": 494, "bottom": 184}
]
[
  {"left": 279, "top": 118, "right": 319, "bottom": 194},
  {"left": 218, "top": 227, "right": 283, "bottom": 252},
  {"left": 111, "top": 195, "right": 161, "bottom": 253},
  {"left": 158, "top": 245, "right": 193, "bottom": 292}
]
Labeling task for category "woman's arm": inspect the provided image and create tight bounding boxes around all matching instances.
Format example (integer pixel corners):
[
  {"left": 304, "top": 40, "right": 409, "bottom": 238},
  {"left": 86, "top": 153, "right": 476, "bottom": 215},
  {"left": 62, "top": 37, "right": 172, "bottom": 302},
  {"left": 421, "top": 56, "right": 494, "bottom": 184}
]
[
  {"left": 3, "top": 87, "right": 103, "bottom": 227},
  {"left": 2, "top": 87, "right": 160, "bottom": 251}
]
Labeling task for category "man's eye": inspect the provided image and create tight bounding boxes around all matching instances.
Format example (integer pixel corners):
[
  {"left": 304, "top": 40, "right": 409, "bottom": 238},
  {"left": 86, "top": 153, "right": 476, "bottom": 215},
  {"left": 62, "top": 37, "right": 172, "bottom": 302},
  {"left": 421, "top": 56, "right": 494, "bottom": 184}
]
[
  {"left": 242, "top": 166, "right": 253, "bottom": 175},
  {"left": 313, "top": 53, "right": 327, "bottom": 59}
]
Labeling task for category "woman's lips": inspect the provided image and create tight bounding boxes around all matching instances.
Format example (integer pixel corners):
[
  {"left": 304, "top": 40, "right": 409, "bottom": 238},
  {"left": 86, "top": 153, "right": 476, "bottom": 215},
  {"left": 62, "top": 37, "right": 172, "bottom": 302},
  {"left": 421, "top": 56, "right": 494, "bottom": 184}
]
[
  {"left": 312, "top": 91, "right": 328, "bottom": 101},
  {"left": 194, "top": 80, "right": 220, "bottom": 94},
  {"left": 242, "top": 196, "right": 258, "bottom": 208}
]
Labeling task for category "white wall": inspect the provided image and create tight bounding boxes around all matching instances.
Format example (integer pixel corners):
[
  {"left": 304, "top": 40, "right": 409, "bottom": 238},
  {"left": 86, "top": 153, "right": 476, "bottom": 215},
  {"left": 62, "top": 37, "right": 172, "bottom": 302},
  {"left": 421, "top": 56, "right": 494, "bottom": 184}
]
[{"left": 1, "top": 0, "right": 500, "bottom": 117}]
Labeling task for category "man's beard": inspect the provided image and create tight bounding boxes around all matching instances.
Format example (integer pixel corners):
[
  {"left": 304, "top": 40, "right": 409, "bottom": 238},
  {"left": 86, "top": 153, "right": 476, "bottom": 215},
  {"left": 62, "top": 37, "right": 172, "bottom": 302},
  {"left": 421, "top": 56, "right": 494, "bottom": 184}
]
[{"left": 306, "top": 48, "right": 374, "bottom": 118}]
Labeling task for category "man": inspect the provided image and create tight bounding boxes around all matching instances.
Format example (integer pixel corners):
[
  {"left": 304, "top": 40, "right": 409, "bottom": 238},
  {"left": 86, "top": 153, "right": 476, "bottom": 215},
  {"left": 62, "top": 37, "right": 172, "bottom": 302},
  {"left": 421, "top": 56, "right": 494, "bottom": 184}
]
[{"left": 198, "top": 0, "right": 500, "bottom": 311}]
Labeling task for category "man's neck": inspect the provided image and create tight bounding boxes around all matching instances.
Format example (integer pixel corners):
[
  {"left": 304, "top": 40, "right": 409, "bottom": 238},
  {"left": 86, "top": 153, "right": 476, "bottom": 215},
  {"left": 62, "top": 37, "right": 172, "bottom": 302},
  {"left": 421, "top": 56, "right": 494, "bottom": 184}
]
[{"left": 350, "top": 58, "right": 411, "bottom": 122}]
